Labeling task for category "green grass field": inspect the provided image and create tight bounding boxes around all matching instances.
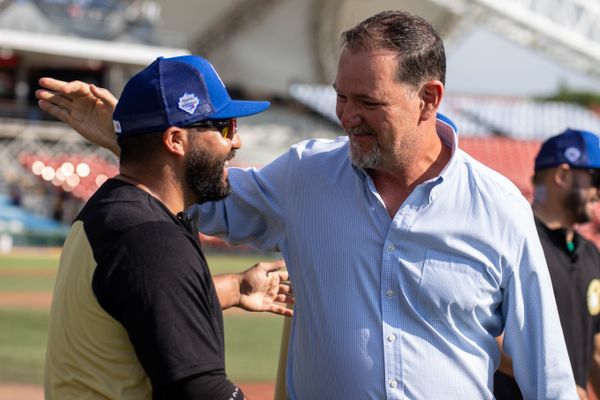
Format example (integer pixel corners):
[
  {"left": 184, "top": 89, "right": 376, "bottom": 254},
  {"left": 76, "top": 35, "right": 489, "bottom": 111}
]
[{"left": 0, "top": 250, "right": 286, "bottom": 385}]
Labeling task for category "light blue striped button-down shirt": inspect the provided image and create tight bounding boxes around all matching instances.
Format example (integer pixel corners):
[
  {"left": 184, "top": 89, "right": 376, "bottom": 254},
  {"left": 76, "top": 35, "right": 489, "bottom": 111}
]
[{"left": 190, "top": 116, "right": 577, "bottom": 399}]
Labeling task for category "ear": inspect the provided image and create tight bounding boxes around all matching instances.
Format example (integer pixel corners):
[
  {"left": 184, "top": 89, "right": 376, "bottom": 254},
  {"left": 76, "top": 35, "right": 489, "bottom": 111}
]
[
  {"left": 162, "top": 127, "right": 187, "bottom": 157},
  {"left": 553, "top": 163, "right": 572, "bottom": 189},
  {"left": 419, "top": 80, "right": 444, "bottom": 122}
]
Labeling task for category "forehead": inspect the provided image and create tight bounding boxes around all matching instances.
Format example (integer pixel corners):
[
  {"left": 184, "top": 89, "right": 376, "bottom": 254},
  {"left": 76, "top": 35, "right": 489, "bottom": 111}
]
[{"left": 334, "top": 48, "right": 403, "bottom": 96}]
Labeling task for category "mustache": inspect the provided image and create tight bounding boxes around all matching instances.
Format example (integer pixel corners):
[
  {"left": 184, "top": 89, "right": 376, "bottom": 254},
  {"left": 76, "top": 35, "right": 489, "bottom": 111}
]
[
  {"left": 225, "top": 150, "right": 236, "bottom": 162},
  {"left": 347, "top": 126, "right": 375, "bottom": 136}
]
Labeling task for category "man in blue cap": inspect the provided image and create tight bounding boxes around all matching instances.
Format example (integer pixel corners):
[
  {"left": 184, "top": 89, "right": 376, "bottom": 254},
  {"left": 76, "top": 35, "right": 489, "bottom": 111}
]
[
  {"left": 43, "top": 55, "right": 293, "bottom": 400},
  {"left": 494, "top": 128, "right": 600, "bottom": 399}
]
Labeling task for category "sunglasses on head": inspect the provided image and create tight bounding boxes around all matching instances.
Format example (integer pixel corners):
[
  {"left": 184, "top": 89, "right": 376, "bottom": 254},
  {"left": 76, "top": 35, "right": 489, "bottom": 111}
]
[{"left": 184, "top": 118, "right": 237, "bottom": 140}]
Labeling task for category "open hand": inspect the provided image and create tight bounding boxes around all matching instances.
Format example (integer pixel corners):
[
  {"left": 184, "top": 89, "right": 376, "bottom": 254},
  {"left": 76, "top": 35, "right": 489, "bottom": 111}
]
[
  {"left": 238, "top": 259, "right": 294, "bottom": 317},
  {"left": 36, "top": 77, "right": 120, "bottom": 156}
]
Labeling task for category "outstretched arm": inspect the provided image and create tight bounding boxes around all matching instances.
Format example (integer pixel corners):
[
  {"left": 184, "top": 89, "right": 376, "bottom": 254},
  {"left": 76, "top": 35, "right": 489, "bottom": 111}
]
[
  {"left": 36, "top": 77, "right": 120, "bottom": 156},
  {"left": 213, "top": 259, "right": 294, "bottom": 317}
]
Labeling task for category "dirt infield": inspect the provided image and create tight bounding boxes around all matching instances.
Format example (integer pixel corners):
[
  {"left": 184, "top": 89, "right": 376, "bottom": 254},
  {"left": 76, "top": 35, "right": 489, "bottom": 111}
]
[
  {"left": 0, "top": 291, "right": 53, "bottom": 309},
  {"left": 0, "top": 384, "right": 43, "bottom": 400},
  {"left": 0, "top": 382, "right": 276, "bottom": 400}
]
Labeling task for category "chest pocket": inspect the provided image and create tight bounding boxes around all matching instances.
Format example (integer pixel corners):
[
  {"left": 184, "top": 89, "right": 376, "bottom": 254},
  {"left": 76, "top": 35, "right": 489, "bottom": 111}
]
[{"left": 417, "top": 250, "right": 483, "bottom": 321}]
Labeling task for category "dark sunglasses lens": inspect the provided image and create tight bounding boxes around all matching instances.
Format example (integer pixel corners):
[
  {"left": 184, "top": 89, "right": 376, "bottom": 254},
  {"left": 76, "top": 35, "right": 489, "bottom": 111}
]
[
  {"left": 187, "top": 119, "right": 235, "bottom": 139},
  {"left": 593, "top": 172, "right": 600, "bottom": 188}
]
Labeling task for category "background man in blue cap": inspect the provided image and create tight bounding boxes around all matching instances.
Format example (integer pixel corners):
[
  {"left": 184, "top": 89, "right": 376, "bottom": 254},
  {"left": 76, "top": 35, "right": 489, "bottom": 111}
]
[
  {"left": 43, "top": 55, "right": 293, "bottom": 400},
  {"left": 495, "top": 128, "right": 600, "bottom": 400}
]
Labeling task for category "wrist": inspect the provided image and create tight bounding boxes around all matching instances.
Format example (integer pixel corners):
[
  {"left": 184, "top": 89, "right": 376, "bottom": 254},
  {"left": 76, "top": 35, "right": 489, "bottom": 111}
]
[
  {"left": 233, "top": 272, "right": 244, "bottom": 308},
  {"left": 213, "top": 273, "right": 243, "bottom": 310}
]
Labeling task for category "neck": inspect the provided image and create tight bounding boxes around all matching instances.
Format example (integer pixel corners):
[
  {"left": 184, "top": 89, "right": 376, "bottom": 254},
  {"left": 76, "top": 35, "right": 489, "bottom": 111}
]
[
  {"left": 370, "top": 134, "right": 451, "bottom": 189},
  {"left": 368, "top": 135, "right": 451, "bottom": 218},
  {"left": 532, "top": 201, "right": 575, "bottom": 240},
  {"left": 117, "top": 170, "right": 185, "bottom": 215}
]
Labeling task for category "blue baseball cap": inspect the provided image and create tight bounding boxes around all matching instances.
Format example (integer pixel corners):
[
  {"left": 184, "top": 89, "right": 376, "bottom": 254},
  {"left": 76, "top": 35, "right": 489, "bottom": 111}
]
[
  {"left": 534, "top": 128, "right": 600, "bottom": 172},
  {"left": 112, "top": 55, "right": 270, "bottom": 137}
]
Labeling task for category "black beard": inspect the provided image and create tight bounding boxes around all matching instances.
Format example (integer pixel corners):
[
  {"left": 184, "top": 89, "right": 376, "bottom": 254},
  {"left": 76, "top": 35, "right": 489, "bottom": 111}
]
[
  {"left": 185, "top": 147, "right": 233, "bottom": 203},
  {"left": 564, "top": 187, "right": 591, "bottom": 224}
]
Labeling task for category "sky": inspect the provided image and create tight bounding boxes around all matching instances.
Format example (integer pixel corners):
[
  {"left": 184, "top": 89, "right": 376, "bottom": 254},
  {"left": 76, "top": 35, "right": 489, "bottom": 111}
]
[{"left": 445, "top": 28, "right": 600, "bottom": 97}]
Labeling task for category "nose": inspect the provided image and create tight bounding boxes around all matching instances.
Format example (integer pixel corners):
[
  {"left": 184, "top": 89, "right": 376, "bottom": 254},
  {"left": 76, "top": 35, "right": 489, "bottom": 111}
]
[
  {"left": 230, "top": 130, "right": 242, "bottom": 150},
  {"left": 337, "top": 101, "right": 361, "bottom": 130}
]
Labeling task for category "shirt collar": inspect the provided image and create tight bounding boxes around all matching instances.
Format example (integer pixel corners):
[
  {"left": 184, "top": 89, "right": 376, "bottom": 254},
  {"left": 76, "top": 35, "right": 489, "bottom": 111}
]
[
  {"left": 434, "top": 112, "right": 458, "bottom": 175},
  {"left": 425, "top": 113, "right": 458, "bottom": 200}
]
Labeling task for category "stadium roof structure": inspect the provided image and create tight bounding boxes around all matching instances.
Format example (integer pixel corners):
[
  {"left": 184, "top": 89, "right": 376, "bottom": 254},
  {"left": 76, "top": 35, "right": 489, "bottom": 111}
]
[
  {"left": 1, "top": 0, "right": 600, "bottom": 94},
  {"left": 0, "top": 28, "right": 189, "bottom": 66},
  {"left": 0, "top": 0, "right": 189, "bottom": 66},
  {"left": 426, "top": 0, "right": 600, "bottom": 81}
]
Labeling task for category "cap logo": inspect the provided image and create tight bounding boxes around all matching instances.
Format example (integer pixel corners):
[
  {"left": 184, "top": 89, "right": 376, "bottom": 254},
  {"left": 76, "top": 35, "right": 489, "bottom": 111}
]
[
  {"left": 113, "top": 120, "right": 122, "bottom": 134},
  {"left": 564, "top": 147, "right": 581, "bottom": 163},
  {"left": 178, "top": 93, "right": 200, "bottom": 115}
]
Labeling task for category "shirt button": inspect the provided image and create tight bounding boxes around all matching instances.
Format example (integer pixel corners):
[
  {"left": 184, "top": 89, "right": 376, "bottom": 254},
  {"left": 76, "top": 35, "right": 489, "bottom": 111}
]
[
  {"left": 387, "top": 244, "right": 395, "bottom": 252},
  {"left": 387, "top": 334, "right": 396, "bottom": 343},
  {"left": 389, "top": 379, "right": 398, "bottom": 388},
  {"left": 386, "top": 289, "right": 394, "bottom": 298}
]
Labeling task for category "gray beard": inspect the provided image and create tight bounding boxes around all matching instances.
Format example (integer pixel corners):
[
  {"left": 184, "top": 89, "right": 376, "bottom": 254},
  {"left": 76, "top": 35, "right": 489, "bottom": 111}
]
[{"left": 349, "top": 141, "right": 383, "bottom": 169}]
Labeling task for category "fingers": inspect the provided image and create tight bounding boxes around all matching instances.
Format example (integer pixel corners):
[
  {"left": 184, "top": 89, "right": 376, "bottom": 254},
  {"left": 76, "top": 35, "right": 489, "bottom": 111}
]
[
  {"left": 38, "top": 77, "right": 69, "bottom": 92},
  {"left": 35, "top": 89, "right": 57, "bottom": 101},
  {"left": 61, "top": 80, "right": 90, "bottom": 95},
  {"left": 259, "top": 259, "right": 286, "bottom": 273},
  {"left": 278, "top": 282, "right": 292, "bottom": 295},
  {"left": 38, "top": 77, "right": 90, "bottom": 96},
  {"left": 37, "top": 99, "right": 71, "bottom": 123},
  {"left": 36, "top": 89, "right": 73, "bottom": 109},
  {"left": 275, "top": 281, "right": 294, "bottom": 305},
  {"left": 90, "top": 84, "right": 118, "bottom": 107},
  {"left": 275, "top": 293, "right": 295, "bottom": 305},
  {"left": 36, "top": 87, "right": 77, "bottom": 122},
  {"left": 268, "top": 304, "right": 293, "bottom": 317},
  {"left": 277, "top": 270, "right": 289, "bottom": 282}
]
